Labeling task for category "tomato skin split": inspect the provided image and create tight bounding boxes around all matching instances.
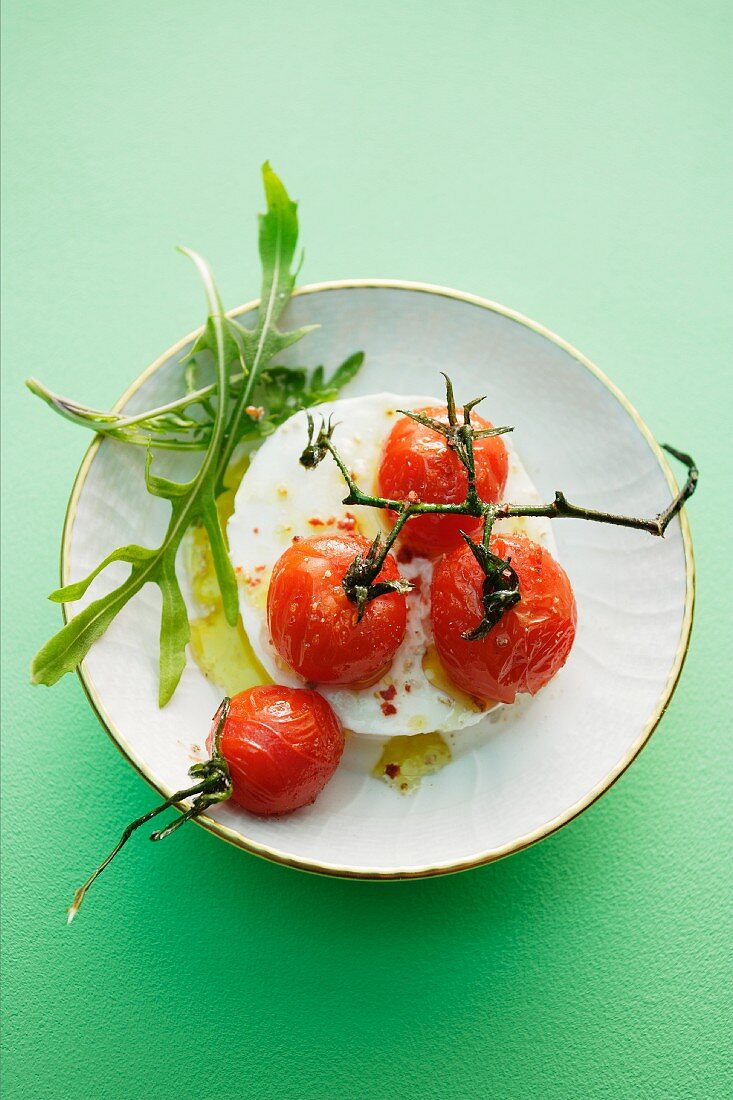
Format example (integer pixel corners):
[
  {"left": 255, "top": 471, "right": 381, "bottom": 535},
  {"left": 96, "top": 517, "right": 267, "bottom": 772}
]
[
  {"left": 378, "top": 405, "right": 509, "bottom": 557},
  {"left": 209, "top": 685, "right": 344, "bottom": 816},
  {"left": 430, "top": 535, "right": 577, "bottom": 704},
  {"left": 267, "top": 533, "right": 407, "bottom": 686}
]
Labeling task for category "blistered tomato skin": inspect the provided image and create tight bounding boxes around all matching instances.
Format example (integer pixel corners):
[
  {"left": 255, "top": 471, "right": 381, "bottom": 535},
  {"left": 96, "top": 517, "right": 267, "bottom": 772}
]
[
  {"left": 430, "top": 535, "right": 577, "bottom": 704},
  {"left": 209, "top": 686, "right": 344, "bottom": 816},
  {"left": 267, "top": 534, "right": 407, "bottom": 686},
  {"left": 378, "top": 406, "right": 509, "bottom": 557}
]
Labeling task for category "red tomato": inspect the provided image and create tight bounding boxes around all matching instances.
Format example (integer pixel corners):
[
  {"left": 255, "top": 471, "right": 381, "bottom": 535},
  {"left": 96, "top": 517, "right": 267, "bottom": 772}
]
[
  {"left": 378, "top": 405, "right": 509, "bottom": 557},
  {"left": 430, "top": 534, "right": 577, "bottom": 704},
  {"left": 208, "top": 685, "right": 344, "bottom": 816},
  {"left": 267, "top": 533, "right": 407, "bottom": 686}
]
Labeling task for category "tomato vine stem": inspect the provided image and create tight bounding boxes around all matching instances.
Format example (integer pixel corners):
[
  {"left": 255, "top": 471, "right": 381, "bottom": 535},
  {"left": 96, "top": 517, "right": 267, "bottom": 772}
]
[
  {"left": 299, "top": 375, "right": 698, "bottom": 636},
  {"left": 67, "top": 699, "right": 232, "bottom": 924}
]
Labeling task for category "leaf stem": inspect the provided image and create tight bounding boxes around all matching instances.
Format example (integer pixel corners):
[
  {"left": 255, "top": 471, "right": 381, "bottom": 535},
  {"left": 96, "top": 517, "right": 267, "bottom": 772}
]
[{"left": 26, "top": 372, "right": 245, "bottom": 437}]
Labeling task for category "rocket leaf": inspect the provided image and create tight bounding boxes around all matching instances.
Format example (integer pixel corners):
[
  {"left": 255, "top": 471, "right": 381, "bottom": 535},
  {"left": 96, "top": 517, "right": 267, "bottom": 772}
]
[
  {"left": 31, "top": 248, "right": 234, "bottom": 705},
  {"left": 29, "top": 165, "right": 357, "bottom": 706}
]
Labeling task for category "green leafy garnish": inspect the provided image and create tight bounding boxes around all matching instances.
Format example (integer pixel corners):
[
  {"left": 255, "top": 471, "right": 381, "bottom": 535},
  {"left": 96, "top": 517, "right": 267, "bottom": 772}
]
[
  {"left": 26, "top": 352, "right": 364, "bottom": 451},
  {"left": 31, "top": 249, "right": 236, "bottom": 706},
  {"left": 246, "top": 353, "right": 364, "bottom": 439},
  {"left": 29, "top": 164, "right": 363, "bottom": 704}
]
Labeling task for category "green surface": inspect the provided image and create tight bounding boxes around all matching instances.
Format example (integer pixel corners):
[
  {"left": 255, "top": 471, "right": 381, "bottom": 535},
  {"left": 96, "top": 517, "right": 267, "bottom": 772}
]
[{"left": 2, "top": 2, "right": 731, "bottom": 1097}]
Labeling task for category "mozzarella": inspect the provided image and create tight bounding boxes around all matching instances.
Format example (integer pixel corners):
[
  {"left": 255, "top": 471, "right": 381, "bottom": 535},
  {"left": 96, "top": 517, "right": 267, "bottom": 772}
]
[{"left": 228, "top": 394, "right": 558, "bottom": 737}]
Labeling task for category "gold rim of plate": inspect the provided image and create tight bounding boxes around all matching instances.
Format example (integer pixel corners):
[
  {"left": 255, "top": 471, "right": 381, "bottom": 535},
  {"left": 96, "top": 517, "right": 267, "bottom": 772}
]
[{"left": 61, "top": 280, "right": 696, "bottom": 880}]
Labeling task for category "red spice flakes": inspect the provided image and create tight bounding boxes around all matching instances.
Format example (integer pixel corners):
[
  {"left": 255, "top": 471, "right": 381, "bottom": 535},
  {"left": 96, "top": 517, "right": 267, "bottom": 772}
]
[
  {"left": 245, "top": 405, "right": 265, "bottom": 421},
  {"left": 252, "top": 527, "right": 259, "bottom": 535},
  {"left": 254, "top": 564, "right": 266, "bottom": 573},
  {"left": 292, "top": 534, "right": 302, "bottom": 542},
  {"left": 385, "top": 763, "right": 400, "bottom": 779},
  {"left": 381, "top": 702, "right": 398, "bottom": 716},
  {"left": 337, "top": 512, "right": 357, "bottom": 532},
  {"left": 379, "top": 684, "right": 397, "bottom": 701},
  {"left": 404, "top": 683, "right": 412, "bottom": 693},
  {"left": 397, "top": 545, "right": 414, "bottom": 564},
  {"left": 234, "top": 565, "right": 244, "bottom": 575}
]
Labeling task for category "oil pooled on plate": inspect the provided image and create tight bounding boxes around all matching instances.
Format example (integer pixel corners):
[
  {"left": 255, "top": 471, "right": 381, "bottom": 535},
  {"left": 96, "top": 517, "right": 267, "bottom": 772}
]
[
  {"left": 186, "top": 455, "right": 271, "bottom": 695},
  {"left": 373, "top": 732, "right": 452, "bottom": 793}
]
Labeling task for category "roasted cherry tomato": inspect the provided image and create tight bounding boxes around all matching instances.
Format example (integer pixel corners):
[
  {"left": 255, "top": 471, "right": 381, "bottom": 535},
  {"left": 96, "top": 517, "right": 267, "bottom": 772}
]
[
  {"left": 267, "top": 533, "right": 407, "bottom": 686},
  {"left": 430, "top": 534, "right": 577, "bottom": 704},
  {"left": 378, "top": 405, "right": 509, "bottom": 557},
  {"left": 208, "top": 685, "right": 344, "bottom": 816}
]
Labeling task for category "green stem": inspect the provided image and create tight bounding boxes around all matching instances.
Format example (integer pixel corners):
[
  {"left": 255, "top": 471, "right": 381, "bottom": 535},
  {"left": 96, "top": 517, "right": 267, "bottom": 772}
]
[
  {"left": 66, "top": 781, "right": 210, "bottom": 924},
  {"left": 217, "top": 351, "right": 261, "bottom": 483},
  {"left": 26, "top": 371, "right": 246, "bottom": 437},
  {"left": 482, "top": 506, "right": 497, "bottom": 549},
  {"left": 67, "top": 698, "right": 232, "bottom": 924},
  {"left": 322, "top": 436, "right": 481, "bottom": 516},
  {"left": 320, "top": 426, "right": 696, "bottom": 543},
  {"left": 501, "top": 445, "right": 697, "bottom": 536}
]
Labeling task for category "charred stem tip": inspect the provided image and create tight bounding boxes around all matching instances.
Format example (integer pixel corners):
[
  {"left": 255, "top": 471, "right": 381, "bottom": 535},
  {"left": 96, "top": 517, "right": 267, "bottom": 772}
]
[
  {"left": 462, "top": 395, "right": 487, "bottom": 421},
  {"left": 656, "top": 444, "right": 698, "bottom": 533},
  {"left": 662, "top": 443, "right": 699, "bottom": 487}
]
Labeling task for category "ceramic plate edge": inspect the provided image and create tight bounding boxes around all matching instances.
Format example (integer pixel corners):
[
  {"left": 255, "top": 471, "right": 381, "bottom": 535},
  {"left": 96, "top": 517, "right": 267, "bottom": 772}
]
[{"left": 59, "top": 279, "right": 696, "bottom": 879}]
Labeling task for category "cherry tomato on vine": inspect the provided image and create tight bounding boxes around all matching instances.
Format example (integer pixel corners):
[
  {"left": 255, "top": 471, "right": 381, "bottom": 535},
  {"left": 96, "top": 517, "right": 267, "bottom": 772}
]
[
  {"left": 377, "top": 405, "right": 509, "bottom": 557},
  {"left": 267, "top": 533, "right": 407, "bottom": 686},
  {"left": 208, "top": 685, "right": 344, "bottom": 816},
  {"left": 67, "top": 683, "right": 346, "bottom": 921},
  {"left": 430, "top": 534, "right": 577, "bottom": 704}
]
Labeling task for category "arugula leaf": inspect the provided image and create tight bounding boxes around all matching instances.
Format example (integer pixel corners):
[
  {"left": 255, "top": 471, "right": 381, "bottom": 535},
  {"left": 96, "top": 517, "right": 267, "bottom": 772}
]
[
  {"left": 26, "top": 350, "right": 364, "bottom": 451},
  {"left": 217, "top": 162, "right": 317, "bottom": 485},
  {"left": 31, "top": 249, "right": 235, "bottom": 705},
  {"left": 30, "top": 165, "right": 365, "bottom": 705},
  {"left": 25, "top": 376, "right": 214, "bottom": 449},
  {"left": 317, "top": 351, "right": 364, "bottom": 394},
  {"left": 230, "top": 351, "right": 365, "bottom": 442}
]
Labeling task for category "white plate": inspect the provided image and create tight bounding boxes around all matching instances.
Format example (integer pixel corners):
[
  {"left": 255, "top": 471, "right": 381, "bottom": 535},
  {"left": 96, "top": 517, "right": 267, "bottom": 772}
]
[{"left": 62, "top": 281, "right": 694, "bottom": 878}]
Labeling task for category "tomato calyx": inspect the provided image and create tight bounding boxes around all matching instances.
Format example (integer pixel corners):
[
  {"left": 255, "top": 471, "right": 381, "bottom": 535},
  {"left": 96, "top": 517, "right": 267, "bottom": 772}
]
[
  {"left": 67, "top": 698, "right": 233, "bottom": 925},
  {"left": 341, "top": 532, "right": 413, "bottom": 621},
  {"left": 395, "top": 373, "right": 513, "bottom": 512},
  {"left": 158, "top": 696, "right": 233, "bottom": 837},
  {"left": 458, "top": 533, "right": 521, "bottom": 641}
]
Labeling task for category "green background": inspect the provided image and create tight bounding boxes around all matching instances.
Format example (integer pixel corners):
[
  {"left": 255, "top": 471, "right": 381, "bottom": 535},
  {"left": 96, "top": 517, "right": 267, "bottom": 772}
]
[{"left": 2, "top": 2, "right": 731, "bottom": 1097}]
